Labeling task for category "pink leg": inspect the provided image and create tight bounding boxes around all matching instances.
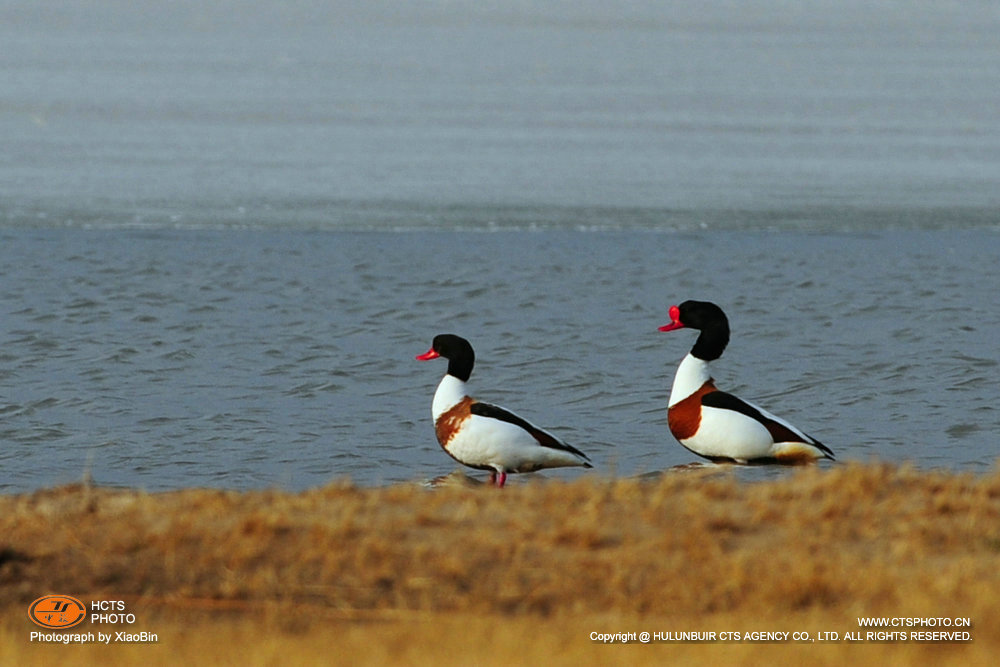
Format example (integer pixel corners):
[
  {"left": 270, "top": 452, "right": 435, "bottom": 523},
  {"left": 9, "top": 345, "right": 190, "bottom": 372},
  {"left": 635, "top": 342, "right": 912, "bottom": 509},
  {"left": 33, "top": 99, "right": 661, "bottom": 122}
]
[
  {"left": 488, "top": 471, "right": 496, "bottom": 485},
  {"left": 496, "top": 471, "right": 507, "bottom": 488}
]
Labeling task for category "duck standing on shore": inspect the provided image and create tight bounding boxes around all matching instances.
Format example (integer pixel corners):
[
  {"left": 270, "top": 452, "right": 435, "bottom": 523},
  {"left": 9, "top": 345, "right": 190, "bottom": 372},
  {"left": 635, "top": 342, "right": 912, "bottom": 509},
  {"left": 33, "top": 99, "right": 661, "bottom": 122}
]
[{"left": 417, "top": 334, "right": 592, "bottom": 487}]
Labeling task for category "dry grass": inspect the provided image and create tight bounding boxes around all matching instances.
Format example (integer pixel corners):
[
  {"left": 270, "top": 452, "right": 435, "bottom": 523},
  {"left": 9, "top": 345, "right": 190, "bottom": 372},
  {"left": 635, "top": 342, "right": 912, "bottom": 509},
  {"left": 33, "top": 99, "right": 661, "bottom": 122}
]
[{"left": 2, "top": 463, "right": 999, "bottom": 665}]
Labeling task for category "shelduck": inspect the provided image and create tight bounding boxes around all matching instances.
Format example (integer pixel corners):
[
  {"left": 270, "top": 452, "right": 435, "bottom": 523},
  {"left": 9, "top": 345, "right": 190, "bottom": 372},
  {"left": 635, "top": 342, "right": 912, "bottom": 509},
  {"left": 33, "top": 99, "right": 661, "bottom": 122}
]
[
  {"left": 416, "top": 334, "right": 592, "bottom": 486},
  {"left": 659, "top": 301, "right": 834, "bottom": 464}
]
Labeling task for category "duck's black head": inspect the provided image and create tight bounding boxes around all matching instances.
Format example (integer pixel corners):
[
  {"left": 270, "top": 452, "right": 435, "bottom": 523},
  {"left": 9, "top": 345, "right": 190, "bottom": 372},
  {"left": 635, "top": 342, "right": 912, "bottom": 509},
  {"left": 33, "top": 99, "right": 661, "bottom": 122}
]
[
  {"left": 659, "top": 300, "right": 731, "bottom": 361},
  {"left": 416, "top": 333, "right": 475, "bottom": 381}
]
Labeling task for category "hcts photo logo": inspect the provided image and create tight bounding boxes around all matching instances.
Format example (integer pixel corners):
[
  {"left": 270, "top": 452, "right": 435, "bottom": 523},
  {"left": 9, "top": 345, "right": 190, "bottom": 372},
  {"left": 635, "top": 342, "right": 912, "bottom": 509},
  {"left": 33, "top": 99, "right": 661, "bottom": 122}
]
[{"left": 28, "top": 595, "right": 87, "bottom": 630}]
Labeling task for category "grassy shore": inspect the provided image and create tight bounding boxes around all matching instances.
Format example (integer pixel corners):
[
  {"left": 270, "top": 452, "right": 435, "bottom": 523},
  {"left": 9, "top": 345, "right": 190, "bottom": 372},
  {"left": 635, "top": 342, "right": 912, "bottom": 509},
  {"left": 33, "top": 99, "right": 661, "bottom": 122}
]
[{"left": 2, "top": 463, "right": 998, "bottom": 665}]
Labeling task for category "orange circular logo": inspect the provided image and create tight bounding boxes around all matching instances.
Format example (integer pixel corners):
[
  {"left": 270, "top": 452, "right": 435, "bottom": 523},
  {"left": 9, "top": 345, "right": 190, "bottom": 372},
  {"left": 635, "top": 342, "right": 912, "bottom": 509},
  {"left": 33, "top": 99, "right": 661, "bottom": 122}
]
[{"left": 28, "top": 595, "right": 87, "bottom": 629}]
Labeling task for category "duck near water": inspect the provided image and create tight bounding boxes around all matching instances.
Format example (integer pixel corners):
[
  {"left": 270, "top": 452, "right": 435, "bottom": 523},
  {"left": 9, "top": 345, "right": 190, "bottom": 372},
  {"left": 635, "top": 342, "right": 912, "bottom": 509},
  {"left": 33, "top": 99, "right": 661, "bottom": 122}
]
[
  {"left": 659, "top": 300, "right": 834, "bottom": 464},
  {"left": 416, "top": 334, "right": 592, "bottom": 487}
]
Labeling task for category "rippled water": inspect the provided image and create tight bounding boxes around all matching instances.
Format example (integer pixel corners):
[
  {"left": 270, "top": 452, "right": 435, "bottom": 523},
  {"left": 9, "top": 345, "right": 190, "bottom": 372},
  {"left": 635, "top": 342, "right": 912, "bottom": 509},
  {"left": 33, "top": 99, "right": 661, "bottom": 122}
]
[
  {"left": 2, "top": 2, "right": 999, "bottom": 490},
  {"left": 1, "top": 228, "right": 997, "bottom": 492}
]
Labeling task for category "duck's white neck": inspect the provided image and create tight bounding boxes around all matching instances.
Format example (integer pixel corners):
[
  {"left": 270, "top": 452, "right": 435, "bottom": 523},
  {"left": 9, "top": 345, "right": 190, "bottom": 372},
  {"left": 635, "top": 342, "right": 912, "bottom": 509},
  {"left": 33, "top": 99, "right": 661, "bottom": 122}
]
[
  {"left": 668, "top": 353, "right": 713, "bottom": 407},
  {"left": 432, "top": 374, "right": 468, "bottom": 420}
]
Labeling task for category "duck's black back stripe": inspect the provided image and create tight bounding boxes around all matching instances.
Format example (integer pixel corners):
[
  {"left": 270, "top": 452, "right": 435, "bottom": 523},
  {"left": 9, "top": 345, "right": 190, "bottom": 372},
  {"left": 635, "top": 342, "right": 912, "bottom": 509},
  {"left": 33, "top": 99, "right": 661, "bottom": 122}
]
[
  {"left": 469, "top": 401, "right": 591, "bottom": 464},
  {"left": 701, "top": 391, "right": 811, "bottom": 444}
]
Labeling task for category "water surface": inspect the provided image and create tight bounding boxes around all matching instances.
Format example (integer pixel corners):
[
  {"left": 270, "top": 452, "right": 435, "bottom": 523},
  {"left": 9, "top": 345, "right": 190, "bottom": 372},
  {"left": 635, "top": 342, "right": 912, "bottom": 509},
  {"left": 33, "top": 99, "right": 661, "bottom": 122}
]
[
  {"left": 2, "top": 2, "right": 999, "bottom": 490},
  {"left": 2, "top": 229, "right": 997, "bottom": 491}
]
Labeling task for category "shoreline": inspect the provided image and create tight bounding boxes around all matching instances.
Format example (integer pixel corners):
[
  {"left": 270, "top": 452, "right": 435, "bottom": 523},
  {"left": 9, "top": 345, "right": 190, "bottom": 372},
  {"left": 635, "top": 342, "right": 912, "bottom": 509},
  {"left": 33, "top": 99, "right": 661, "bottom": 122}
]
[{"left": 3, "top": 463, "right": 998, "bottom": 663}]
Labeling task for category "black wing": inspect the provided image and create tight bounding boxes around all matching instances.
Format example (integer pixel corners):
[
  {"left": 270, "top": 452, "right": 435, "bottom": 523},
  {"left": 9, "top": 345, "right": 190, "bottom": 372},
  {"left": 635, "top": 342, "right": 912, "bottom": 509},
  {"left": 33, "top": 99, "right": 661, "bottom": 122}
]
[
  {"left": 701, "top": 391, "right": 832, "bottom": 456},
  {"left": 469, "top": 401, "right": 592, "bottom": 464}
]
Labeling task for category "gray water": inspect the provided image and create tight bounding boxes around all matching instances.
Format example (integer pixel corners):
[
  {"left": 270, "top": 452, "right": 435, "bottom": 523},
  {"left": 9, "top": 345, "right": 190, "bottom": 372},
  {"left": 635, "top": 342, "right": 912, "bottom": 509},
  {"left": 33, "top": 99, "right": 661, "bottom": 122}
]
[
  {"left": 2, "top": 229, "right": 997, "bottom": 491},
  {"left": 2, "top": 2, "right": 999, "bottom": 491}
]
